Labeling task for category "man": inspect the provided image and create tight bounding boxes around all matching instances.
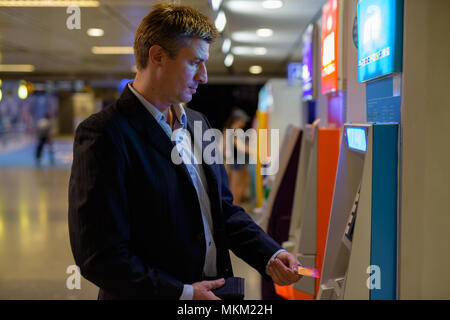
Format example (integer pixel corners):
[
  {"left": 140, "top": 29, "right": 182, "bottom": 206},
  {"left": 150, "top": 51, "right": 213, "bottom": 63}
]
[
  {"left": 69, "top": 3, "right": 301, "bottom": 300},
  {"left": 35, "top": 113, "right": 54, "bottom": 166}
]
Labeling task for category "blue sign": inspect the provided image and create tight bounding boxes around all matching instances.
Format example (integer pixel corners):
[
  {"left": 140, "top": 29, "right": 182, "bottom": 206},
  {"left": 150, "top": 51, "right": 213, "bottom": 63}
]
[
  {"left": 346, "top": 127, "right": 367, "bottom": 152},
  {"left": 301, "top": 23, "right": 315, "bottom": 100},
  {"left": 287, "top": 62, "right": 302, "bottom": 86},
  {"left": 357, "top": 0, "right": 404, "bottom": 82}
]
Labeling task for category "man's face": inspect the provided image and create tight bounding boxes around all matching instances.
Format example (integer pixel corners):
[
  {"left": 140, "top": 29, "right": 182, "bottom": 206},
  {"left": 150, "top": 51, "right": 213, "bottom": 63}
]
[{"left": 160, "top": 38, "right": 209, "bottom": 105}]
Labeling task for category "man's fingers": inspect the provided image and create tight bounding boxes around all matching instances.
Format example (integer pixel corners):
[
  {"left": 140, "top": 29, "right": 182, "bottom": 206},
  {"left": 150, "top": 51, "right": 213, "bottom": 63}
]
[
  {"left": 271, "top": 259, "right": 301, "bottom": 284},
  {"left": 207, "top": 278, "right": 225, "bottom": 290},
  {"left": 269, "top": 263, "right": 289, "bottom": 286}
]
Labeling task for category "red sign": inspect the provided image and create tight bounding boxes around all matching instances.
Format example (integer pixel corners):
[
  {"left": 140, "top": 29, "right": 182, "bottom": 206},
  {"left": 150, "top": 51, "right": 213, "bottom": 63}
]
[{"left": 321, "top": 0, "right": 339, "bottom": 94}]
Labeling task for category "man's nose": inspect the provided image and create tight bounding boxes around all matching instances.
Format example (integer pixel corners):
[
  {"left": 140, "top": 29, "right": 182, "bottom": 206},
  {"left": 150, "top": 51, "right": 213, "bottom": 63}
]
[{"left": 195, "top": 62, "right": 208, "bottom": 84}]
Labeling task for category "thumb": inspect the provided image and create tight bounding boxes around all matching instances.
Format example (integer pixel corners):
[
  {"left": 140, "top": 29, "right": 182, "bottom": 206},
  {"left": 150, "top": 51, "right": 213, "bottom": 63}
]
[{"left": 208, "top": 278, "right": 225, "bottom": 290}]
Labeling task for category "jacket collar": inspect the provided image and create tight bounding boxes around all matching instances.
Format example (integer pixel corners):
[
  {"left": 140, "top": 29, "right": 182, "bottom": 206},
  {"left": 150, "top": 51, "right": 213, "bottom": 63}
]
[{"left": 116, "top": 82, "right": 174, "bottom": 160}]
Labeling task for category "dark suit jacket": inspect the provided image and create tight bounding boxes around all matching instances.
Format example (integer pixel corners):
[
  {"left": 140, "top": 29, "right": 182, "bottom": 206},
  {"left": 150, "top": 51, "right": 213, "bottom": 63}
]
[{"left": 68, "top": 85, "right": 282, "bottom": 300}]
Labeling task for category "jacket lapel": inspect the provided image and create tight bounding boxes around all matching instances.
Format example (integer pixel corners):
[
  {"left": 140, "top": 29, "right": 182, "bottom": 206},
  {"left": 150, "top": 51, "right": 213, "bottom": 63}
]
[{"left": 117, "top": 85, "right": 196, "bottom": 189}]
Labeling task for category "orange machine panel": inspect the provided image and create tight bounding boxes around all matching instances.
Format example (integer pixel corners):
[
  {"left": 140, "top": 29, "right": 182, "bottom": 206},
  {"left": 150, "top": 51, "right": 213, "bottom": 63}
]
[
  {"left": 279, "top": 128, "right": 340, "bottom": 300},
  {"left": 315, "top": 128, "right": 340, "bottom": 294}
]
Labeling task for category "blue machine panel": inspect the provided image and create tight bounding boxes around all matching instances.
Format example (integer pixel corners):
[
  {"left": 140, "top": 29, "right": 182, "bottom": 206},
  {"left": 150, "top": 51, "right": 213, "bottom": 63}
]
[{"left": 370, "top": 123, "right": 398, "bottom": 300}]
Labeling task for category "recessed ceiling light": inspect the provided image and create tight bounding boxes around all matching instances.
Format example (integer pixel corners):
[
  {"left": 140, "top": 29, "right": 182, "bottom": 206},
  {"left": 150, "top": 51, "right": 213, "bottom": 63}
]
[
  {"left": 91, "top": 46, "right": 133, "bottom": 54},
  {"left": 249, "top": 65, "right": 263, "bottom": 74},
  {"left": 87, "top": 28, "right": 104, "bottom": 37},
  {"left": 215, "top": 11, "right": 227, "bottom": 33},
  {"left": 0, "top": 64, "right": 35, "bottom": 72},
  {"left": 211, "top": 0, "right": 223, "bottom": 11},
  {"left": 224, "top": 53, "right": 234, "bottom": 67},
  {"left": 262, "top": 0, "right": 283, "bottom": 9},
  {"left": 256, "top": 28, "right": 273, "bottom": 37},
  {"left": 18, "top": 83, "right": 28, "bottom": 99},
  {"left": 0, "top": 0, "right": 99, "bottom": 7},
  {"left": 222, "top": 38, "right": 231, "bottom": 54}
]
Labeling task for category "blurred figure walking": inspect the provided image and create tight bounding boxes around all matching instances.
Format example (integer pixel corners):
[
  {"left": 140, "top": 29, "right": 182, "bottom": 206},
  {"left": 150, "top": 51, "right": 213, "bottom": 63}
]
[{"left": 35, "top": 113, "right": 54, "bottom": 166}]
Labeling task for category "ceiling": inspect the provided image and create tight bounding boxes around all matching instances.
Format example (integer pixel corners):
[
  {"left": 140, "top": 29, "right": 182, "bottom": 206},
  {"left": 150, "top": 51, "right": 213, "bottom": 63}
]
[{"left": 0, "top": 0, "right": 326, "bottom": 82}]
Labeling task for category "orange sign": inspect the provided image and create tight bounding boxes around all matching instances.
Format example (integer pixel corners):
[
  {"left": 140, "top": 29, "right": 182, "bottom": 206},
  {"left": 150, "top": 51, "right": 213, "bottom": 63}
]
[{"left": 321, "top": 0, "right": 339, "bottom": 94}]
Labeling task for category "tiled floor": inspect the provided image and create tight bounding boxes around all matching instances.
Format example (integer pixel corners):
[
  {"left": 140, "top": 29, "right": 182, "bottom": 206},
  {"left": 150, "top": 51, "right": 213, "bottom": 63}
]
[{"left": 0, "top": 146, "right": 262, "bottom": 300}]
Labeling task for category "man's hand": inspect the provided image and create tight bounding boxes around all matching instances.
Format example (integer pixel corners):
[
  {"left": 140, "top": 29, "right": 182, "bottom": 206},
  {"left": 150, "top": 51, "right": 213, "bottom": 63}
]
[
  {"left": 192, "top": 278, "right": 225, "bottom": 300},
  {"left": 268, "top": 251, "right": 303, "bottom": 286}
]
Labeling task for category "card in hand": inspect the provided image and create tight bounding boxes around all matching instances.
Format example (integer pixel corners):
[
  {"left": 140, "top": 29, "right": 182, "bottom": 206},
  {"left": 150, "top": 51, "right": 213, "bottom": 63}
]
[{"left": 297, "top": 266, "right": 319, "bottom": 278}]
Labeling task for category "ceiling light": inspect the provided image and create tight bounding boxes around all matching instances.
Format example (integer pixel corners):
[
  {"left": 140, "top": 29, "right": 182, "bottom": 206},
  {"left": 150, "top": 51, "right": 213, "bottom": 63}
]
[
  {"left": 231, "top": 31, "right": 259, "bottom": 43},
  {"left": 256, "top": 28, "right": 273, "bottom": 37},
  {"left": 0, "top": 0, "right": 99, "bottom": 7},
  {"left": 232, "top": 46, "right": 267, "bottom": 56},
  {"left": 249, "top": 65, "right": 263, "bottom": 74},
  {"left": 0, "top": 89, "right": 2, "bottom": 102},
  {"left": 253, "top": 47, "right": 267, "bottom": 55},
  {"left": 91, "top": 46, "right": 133, "bottom": 54},
  {"left": 226, "top": 1, "right": 259, "bottom": 13},
  {"left": 262, "top": 0, "right": 283, "bottom": 9},
  {"left": 215, "top": 11, "right": 227, "bottom": 33},
  {"left": 211, "top": 0, "right": 222, "bottom": 11},
  {"left": 87, "top": 28, "right": 104, "bottom": 37},
  {"left": 221, "top": 38, "right": 231, "bottom": 54},
  {"left": 0, "top": 64, "right": 35, "bottom": 72},
  {"left": 224, "top": 53, "right": 234, "bottom": 67}
]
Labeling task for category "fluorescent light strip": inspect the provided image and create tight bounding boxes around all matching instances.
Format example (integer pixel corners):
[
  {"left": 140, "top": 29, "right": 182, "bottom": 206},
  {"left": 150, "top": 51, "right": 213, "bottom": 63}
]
[
  {"left": 262, "top": 1, "right": 283, "bottom": 9},
  {"left": 92, "top": 46, "right": 133, "bottom": 54},
  {"left": 0, "top": 0, "right": 99, "bottom": 6},
  {"left": 0, "top": 64, "right": 35, "bottom": 72},
  {"left": 256, "top": 28, "right": 273, "bottom": 37},
  {"left": 232, "top": 46, "right": 267, "bottom": 56}
]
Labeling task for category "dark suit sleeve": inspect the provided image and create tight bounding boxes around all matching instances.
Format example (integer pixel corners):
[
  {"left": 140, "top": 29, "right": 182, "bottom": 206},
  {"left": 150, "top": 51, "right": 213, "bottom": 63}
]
[
  {"left": 199, "top": 113, "right": 282, "bottom": 280},
  {"left": 68, "top": 116, "right": 183, "bottom": 299}
]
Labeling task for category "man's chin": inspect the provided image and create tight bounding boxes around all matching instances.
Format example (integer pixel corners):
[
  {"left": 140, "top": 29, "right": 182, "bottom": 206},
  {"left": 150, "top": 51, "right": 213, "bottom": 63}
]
[{"left": 181, "top": 94, "right": 193, "bottom": 104}]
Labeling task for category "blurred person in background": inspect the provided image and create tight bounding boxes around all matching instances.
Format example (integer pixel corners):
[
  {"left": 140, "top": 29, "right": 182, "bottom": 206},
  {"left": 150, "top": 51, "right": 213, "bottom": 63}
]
[
  {"left": 35, "top": 113, "right": 54, "bottom": 166},
  {"left": 223, "top": 109, "right": 253, "bottom": 211}
]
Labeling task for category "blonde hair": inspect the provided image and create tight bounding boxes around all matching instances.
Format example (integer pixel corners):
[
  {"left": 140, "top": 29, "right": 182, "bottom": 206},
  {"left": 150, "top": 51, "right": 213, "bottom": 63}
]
[{"left": 134, "top": 2, "right": 218, "bottom": 70}]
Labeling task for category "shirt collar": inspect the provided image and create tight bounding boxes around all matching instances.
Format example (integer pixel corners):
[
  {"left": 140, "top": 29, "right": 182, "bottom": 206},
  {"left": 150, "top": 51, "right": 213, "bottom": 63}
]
[{"left": 127, "top": 82, "right": 187, "bottom": 130}]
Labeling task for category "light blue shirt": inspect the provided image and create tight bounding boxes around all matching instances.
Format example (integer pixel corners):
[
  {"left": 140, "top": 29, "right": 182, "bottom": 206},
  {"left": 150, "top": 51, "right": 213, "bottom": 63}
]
[{"left": 128, "top": 83, "right": 285, "bottom": 300}]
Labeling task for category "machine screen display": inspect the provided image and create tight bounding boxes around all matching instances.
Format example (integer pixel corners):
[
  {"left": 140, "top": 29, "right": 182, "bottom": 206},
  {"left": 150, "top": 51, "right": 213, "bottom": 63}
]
[
  {"left": 346, "top": 127, "right": 367, "bottom": 152},
  {"left": 357, "top": 0, "right": 404, "bottom": 82}
]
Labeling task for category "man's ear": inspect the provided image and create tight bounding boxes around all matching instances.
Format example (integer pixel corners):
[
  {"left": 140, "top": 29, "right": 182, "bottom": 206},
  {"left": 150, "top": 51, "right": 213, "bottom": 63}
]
[{"left": 148, "top": 45, "right": 166, "bottom": 66}]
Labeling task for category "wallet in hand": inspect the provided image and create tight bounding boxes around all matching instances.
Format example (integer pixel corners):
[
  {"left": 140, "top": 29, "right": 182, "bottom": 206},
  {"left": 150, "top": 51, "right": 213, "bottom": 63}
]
[{"left": 211, "top": 277, "right": 245, "bottom": 300}]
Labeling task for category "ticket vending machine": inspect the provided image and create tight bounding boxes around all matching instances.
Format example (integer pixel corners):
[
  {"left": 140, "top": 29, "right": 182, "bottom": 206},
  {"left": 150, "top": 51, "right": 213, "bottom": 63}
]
[
  {"left": 278, "top": 122, "right": 340, "bottom": 299},
  {"left": 318, "top": 123, "right": 398, "bottom": 300}
]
